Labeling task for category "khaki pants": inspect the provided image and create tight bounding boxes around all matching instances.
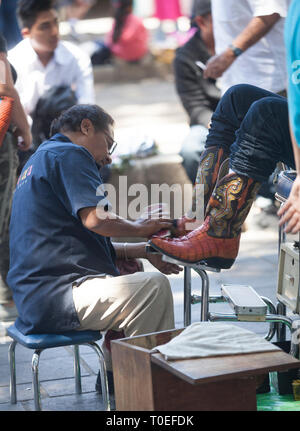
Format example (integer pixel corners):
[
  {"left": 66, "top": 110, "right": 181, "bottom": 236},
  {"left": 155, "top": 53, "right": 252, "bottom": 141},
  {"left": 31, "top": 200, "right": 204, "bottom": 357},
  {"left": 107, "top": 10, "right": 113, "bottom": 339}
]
[{"left": 72, "top": 271, "right": 175, "bottom": 370}]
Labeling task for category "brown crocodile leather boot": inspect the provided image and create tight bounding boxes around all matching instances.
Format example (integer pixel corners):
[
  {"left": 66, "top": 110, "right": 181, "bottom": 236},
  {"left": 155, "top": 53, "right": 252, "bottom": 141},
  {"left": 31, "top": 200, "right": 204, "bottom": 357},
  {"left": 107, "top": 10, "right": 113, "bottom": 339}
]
[
  {"left": 150, "top": 173, "right": 260, "bottom": 269},
  {"left": 161, "top": 146, "right": 230, "bottom": 238}
]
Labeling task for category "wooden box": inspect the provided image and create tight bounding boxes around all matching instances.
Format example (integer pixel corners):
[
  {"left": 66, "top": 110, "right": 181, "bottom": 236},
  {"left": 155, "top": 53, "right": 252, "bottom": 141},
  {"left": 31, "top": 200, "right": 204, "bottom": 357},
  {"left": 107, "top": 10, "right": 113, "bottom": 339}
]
[{"left": 111, "top": 328, "right": 300, "bottom": 411}]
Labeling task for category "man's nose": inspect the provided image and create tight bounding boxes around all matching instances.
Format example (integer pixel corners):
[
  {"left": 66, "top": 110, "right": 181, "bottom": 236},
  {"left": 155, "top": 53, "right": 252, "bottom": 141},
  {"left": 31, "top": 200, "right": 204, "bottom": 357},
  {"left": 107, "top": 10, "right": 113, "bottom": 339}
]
[
  {"left": 52, "top": 23, "right": 59, "bottom": 37},
  {"left": 103, "top": 155, "right": 112, "bottom": 165}
]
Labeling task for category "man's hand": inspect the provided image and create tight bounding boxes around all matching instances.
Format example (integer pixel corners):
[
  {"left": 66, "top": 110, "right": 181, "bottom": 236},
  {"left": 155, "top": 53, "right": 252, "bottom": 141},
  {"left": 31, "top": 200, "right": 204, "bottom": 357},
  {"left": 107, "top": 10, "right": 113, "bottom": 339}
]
[
  {"left": 14, "top": 128, "right": 32, "bottom": 152},
  {"left": 204, "top": 49, "right": 235, "bottom": 80},
  {"left": 133, "top": 217, "right": 173, "bottom": 238},
  {"left": 204, "top": 13, "right": 281, "bottom": 81},
  {"left": 146, "top": 252, "right": 183, "bottom": 275},
  {"left": 80, "top": 206, "right": 174, "bottom": 238},
  {"left": 278, "top": 174, "right": 300, "bottom": 233}
]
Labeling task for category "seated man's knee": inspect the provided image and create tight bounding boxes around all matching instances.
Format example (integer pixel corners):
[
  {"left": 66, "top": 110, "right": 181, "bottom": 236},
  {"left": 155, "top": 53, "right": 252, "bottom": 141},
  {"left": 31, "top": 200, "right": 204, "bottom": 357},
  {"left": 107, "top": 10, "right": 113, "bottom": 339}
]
[
  {"left": 222, "top": 83, "right": 259, "bottom": 102},
  {"left": 249, "top": 96, "right": 286, "bottom": 122},
  {"left": 221, "top": 84, "right": 276, "bottom": 114},
  {"left": 152, "top": 272, "right": 171, "bottom": 288},
  {"left": 151, "top": 272, "right": 172, "bottom": 298}
]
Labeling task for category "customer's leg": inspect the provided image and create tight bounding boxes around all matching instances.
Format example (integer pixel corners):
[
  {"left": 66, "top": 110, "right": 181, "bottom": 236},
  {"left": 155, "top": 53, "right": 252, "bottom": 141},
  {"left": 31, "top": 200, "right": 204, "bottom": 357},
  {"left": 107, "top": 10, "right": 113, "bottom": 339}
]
[
  {"left": 172, "top": 84, "right": 280, "bottom": 236},
  {"left": 150, "top": 96, "right": 292, "bottom": 266},
  {"left": 230, "top": 96, "right": 293, "bottom": 181},
  {"left": 206, "top": 84, "right": 282, "bottom": 152}
]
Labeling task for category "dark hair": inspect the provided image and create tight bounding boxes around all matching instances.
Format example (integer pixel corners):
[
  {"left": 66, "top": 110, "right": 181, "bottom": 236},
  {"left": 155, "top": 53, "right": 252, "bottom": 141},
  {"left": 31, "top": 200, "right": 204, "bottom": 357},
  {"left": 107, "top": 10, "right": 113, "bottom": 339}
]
[
  {"left": 112, "top": 0, "right": 133, "bottom": 43},
  {"left": 17, "top": 0, "right": 55, "bottom": 29},
  {"left": 50, "top": 104, "right": 114, "bottom": 136}
]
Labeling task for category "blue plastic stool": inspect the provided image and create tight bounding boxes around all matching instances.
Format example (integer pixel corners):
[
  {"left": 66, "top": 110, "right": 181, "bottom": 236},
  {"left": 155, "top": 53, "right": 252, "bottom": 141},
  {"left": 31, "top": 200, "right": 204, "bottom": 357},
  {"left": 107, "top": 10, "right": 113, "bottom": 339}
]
[{"left": 7, "top": 323, "right": 110, "bottom": 411}]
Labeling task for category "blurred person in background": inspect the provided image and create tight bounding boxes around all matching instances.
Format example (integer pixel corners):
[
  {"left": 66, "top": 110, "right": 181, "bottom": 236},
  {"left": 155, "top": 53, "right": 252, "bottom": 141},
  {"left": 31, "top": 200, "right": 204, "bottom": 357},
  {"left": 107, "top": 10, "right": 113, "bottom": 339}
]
[
  {"left": 155, "top": 0, "right": 182, "bottom": 19},
  {"left": 0, "top": 0, "right": 22, "bottom": 50},
  {"left": 90, "top": 0, "right": 148, "bottom": 66},
  {"left": 174, "top": 0, "right": 220, "bottom": 184},
  {"left": 8, "top": 0, "right": 95, "bottom": 172},
  {"left": 57, "top": 0, "right": 96, "bottom": 40},
  {"left": 205, "top": 0, "right": 290, "bottom": 96},
  {"left": 133, "top": 0, "right": 154, "bottom": 18},
  {"left": 154, "top": 0, "right": 182, "bottom": 41},
  {"left": 0, "top": 1, "right": 32, "bottom": 323}
]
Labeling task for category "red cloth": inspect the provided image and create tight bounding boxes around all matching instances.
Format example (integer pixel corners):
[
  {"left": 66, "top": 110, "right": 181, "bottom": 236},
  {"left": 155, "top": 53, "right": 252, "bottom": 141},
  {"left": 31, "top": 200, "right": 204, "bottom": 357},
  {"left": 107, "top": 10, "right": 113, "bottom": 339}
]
[
  {"left": 106, "top": 13, "right": 148, "bottom": 61},
  {"left": 154, "top": 0, "right": 182, "bottom": 20}
]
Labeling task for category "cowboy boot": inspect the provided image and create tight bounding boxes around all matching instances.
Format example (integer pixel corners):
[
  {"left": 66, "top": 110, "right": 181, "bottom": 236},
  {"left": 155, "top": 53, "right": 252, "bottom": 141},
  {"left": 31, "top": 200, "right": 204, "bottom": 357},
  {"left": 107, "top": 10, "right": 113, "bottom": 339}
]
[
  {"left": 154, "top": 147, "right": 230, "bottom": 239},
  {"left": 149, "top": 172, "right": 261, "bottom": 269}
]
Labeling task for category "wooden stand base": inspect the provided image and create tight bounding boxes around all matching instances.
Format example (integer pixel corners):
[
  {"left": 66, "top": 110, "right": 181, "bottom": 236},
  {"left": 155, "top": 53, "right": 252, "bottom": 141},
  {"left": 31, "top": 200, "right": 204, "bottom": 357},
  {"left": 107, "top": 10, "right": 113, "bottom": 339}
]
[{"left": 111, "top": 328, "right": 300, "bottom": 411}]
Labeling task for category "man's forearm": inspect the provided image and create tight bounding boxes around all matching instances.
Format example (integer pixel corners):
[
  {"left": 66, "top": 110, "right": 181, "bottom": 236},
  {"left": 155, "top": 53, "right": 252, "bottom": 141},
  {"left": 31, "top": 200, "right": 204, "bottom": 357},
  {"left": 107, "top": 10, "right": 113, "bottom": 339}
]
[
  {"left": 79, "top": 206, "right": 172, "bottom": 239},
  {"left": 113, "top": 242, "right": 148, "bottom": 260},
  {"left": 81, "top": 207, "right": 144, "bottom": 237},
  {"left": 232, "top": 14, "right": 280, "bottom": 52}
]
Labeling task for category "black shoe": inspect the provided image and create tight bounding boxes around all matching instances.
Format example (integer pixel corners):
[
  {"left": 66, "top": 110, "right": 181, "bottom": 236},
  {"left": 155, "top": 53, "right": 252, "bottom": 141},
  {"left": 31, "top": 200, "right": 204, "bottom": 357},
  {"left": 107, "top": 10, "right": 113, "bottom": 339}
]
[{"left": 95, "top": 370, "right": 114, "bottom": 395}]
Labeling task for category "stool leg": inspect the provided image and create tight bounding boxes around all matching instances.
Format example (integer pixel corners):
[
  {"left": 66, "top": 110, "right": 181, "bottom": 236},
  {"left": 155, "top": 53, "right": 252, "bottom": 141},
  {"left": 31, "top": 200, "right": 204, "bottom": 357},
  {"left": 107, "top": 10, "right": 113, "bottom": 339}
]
[
  {"left": 8, "top": 340, "right": 17, "bottom": 404},
  {"left": 85, "top": 341, "right": 110, "bottom": 411},
  {"left": 194, "top": 269, "right": 210, "bottom": 321},
  {"left": 32, "top": 349, "right": 42, "bottom": 411},
  {"left": 74, "top": 345, "right": 82, "bottom": 394},
  {"left": 184, "top": 266, "right": 192, "bottom": 326}
]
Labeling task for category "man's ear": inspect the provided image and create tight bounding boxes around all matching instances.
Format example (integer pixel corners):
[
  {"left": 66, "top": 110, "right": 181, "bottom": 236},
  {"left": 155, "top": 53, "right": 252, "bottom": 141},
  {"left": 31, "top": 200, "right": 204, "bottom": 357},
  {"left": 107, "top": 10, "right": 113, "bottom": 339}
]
[
  {"left": 21, "top": 28, "right": 30, "bottom": 39},
  {"left": 80, "top": 118, "right": 93, "bottom": 136}
]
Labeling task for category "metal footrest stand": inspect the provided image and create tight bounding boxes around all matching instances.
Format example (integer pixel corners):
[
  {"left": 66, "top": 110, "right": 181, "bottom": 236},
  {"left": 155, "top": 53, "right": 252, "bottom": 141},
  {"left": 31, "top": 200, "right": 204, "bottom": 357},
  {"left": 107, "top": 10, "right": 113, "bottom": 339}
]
[
  {"left": 164, "top": 258, "right": 223, "bottom": 324},
  {"left": 146, "top": 245, "right": 300, "bottom": 356},
  {"left": 162, "top": 255, "right": 290, "bottom": 346}
]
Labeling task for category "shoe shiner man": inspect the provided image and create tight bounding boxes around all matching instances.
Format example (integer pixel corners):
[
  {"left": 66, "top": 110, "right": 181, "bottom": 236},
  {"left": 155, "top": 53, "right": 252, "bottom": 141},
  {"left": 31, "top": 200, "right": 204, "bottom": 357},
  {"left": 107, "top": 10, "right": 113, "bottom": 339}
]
[{"left": 7, "top": 104, "right": 182, "bottom": 392}]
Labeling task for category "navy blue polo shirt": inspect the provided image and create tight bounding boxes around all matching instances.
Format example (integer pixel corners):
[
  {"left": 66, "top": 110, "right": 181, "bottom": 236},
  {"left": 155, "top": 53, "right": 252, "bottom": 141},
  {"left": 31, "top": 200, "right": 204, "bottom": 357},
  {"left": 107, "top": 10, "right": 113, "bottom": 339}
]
[{"left": 7, "top": 133, "right": 119, "bottom": 335}]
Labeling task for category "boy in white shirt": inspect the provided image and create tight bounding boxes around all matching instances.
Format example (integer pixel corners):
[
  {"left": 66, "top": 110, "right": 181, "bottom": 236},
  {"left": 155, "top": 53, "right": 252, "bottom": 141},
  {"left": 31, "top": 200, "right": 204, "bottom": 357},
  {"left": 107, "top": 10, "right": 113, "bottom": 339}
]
[{"left": 8, "top": 0, "right": 95, "bottom": 121}]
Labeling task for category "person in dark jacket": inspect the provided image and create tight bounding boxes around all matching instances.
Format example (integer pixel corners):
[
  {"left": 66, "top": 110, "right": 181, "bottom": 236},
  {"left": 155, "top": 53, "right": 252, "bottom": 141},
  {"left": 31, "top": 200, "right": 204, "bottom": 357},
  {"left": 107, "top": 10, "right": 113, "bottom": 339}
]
[{"left": 174, "top": 0, "right": 220, "bottom": 183}]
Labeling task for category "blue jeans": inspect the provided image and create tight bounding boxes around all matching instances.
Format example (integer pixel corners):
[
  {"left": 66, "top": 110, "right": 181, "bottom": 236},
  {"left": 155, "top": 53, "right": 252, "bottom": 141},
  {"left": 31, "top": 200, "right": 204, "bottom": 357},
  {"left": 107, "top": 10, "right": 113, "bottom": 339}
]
[{"left": 206, "top": 84, "right": 293, "bottom": 183}]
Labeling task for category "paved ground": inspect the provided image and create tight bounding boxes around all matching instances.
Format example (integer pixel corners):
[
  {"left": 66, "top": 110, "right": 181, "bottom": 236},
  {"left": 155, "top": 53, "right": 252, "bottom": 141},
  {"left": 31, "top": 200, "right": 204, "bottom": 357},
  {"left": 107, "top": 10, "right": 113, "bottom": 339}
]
[{"left": 0, "top": 51, "right": 295, "bottom": 411}]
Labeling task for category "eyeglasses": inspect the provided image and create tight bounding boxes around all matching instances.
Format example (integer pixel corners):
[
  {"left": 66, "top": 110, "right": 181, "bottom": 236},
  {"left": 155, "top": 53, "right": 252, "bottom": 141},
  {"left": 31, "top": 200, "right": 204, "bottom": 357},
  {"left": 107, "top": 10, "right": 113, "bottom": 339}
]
[
  {"left": 108, "top": 140, "right": 118, "bottom": 155},
  {"left": 104, "top": 132, "right": 118, "bottom": 155}
]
